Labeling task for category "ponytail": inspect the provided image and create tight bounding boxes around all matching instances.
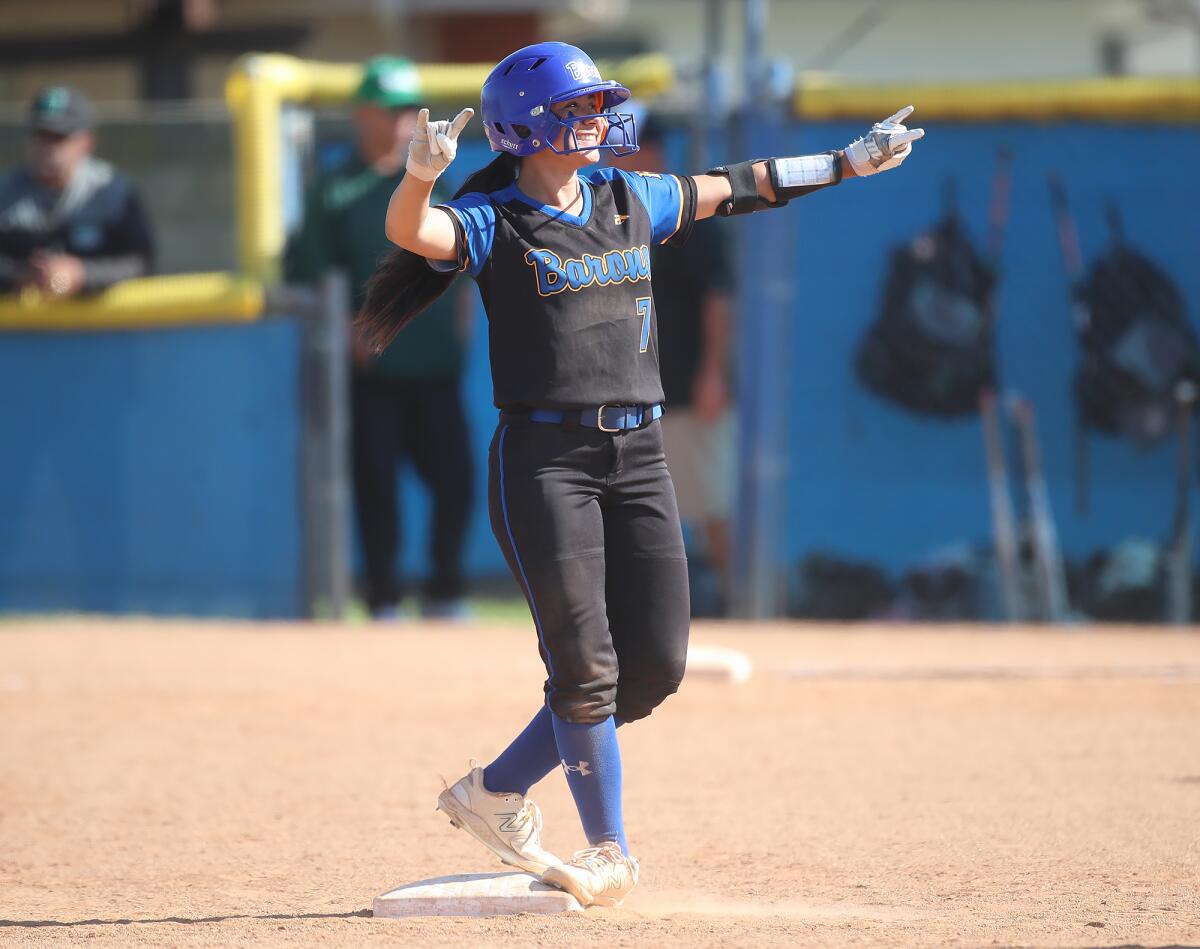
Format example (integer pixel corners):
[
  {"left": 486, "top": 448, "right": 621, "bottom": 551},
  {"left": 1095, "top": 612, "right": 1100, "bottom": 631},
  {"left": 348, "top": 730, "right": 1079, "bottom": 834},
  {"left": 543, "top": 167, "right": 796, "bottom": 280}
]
[{"left": 357, "top": 152, "right": 519, "bottom": 352}]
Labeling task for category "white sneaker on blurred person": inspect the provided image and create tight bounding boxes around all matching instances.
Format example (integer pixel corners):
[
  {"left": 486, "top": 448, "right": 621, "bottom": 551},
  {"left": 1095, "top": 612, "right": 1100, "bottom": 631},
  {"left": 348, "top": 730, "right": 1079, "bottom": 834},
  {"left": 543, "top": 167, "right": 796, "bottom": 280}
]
[
  {"left": 541, "top": 841, "right": 639, "bottom": 907},
  {"left": 436, "top": 761, "right": 560, "bottom": 875}
]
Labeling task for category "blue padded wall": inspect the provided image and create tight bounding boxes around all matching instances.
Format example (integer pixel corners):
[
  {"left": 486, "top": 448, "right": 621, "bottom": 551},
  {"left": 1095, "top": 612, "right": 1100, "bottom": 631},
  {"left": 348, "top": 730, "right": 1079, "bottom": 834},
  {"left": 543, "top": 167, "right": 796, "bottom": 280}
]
[{"left": 0, "top": 320, "right": 303, "bottom": 617}]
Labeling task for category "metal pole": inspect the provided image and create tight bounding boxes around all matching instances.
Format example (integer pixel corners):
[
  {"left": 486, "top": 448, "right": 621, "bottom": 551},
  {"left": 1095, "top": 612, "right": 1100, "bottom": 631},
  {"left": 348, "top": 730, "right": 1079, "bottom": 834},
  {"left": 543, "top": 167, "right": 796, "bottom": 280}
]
[
  {"left": 732, "top": 0, "right": 788, "bottom": 619},
  {"left": 298, "top": 271, "right": 352, "bottom": 620},
  {"left": 742, "top": 0, "right": 768, "bottom": 147},
  {"left": 691, "top": 0, "right": 723, "bottom": 171}
]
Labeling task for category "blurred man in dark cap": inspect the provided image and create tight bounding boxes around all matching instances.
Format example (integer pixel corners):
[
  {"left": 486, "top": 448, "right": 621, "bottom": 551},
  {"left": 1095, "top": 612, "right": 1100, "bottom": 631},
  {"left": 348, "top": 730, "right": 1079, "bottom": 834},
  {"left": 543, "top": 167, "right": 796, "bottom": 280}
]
[
  {"left": 0, "top": 86, "right": 155, "bottom": 297},
  {"left": 287, "top": 56, "right": 473, "bottom": 620}
]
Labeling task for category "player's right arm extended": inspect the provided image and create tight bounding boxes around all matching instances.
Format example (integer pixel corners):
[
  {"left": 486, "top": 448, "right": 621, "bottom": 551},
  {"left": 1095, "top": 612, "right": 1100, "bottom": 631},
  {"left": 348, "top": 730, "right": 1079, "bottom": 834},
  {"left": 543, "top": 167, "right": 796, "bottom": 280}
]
[
  {"left": 384, "top": 107, "right": 474, "bottom": 261},
  {"left": 695, "top": 106, "right": 924, "bottom": 219}
]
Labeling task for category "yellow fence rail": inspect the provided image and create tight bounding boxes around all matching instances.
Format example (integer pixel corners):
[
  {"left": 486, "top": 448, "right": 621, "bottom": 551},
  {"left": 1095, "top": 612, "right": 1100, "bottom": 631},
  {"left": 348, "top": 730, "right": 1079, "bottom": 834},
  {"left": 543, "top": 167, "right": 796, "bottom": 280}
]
[
  {"left": 793, "top": 75, "right": 1200, "bottom": 123},
  {"left": 0, "top": 272, "right": 264, "bottom": 331}
]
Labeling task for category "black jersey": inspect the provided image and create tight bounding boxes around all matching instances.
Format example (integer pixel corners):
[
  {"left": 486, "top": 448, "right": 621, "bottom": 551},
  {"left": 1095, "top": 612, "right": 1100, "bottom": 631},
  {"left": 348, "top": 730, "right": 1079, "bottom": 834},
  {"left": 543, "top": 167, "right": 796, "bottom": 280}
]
[{"left": 433, "top": 167, "right": 697, "bottom": 409}]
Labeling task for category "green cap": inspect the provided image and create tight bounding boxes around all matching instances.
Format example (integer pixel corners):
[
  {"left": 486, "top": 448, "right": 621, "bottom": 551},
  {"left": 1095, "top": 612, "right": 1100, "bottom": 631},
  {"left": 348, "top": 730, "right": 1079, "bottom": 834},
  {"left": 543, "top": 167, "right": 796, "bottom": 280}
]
[{"left": 354, "top": 56, "right": 422, "bottom": 109}]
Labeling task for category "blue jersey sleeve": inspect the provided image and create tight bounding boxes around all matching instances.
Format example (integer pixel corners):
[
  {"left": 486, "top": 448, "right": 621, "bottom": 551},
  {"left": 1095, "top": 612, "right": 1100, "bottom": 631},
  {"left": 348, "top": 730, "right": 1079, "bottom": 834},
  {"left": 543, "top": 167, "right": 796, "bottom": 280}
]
[
  {"left": 593, "top": 167, "right": 687, "bottom": 245},
  {"left": 428, "top": 192, "right": 496, "bottom": 278}
]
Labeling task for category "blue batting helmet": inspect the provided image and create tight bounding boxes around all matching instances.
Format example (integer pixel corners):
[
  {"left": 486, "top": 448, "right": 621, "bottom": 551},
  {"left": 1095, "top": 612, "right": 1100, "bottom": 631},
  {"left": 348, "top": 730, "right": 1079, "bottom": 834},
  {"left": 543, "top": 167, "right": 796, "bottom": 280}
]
[{"left": 480, "top": 42, "right": 638, "bottom": 158}]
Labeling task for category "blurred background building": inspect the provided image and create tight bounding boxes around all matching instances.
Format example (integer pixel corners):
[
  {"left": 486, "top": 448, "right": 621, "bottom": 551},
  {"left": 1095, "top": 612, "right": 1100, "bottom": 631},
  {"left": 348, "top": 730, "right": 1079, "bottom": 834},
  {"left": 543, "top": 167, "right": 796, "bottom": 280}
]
[
  {"left": 2, "top": 1, "right": 1199, "bottom": 101},
  {"left": 2, "top": 0, "right": 1198, "bottom": 623}
]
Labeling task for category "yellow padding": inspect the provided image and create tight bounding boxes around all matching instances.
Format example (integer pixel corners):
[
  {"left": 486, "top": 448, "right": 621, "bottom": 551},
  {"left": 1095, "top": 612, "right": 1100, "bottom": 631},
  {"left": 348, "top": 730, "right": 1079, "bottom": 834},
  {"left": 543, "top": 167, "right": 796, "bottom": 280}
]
[
  {"left": 225, "top": 52, "right": 675, "bottom": 107},
  {"left": 0, "top": 272, "right": 265, "bottom": 331},
  {"left": 794, "top": 76, "right": 1200, "bottom": 123}
]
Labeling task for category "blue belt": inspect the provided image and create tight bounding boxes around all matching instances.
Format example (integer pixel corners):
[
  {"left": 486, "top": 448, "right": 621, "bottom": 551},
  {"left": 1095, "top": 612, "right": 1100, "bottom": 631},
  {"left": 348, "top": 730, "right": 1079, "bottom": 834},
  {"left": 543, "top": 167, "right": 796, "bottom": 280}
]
[{"left": 527, "top": 403, "right": 664, "bottom": 433}]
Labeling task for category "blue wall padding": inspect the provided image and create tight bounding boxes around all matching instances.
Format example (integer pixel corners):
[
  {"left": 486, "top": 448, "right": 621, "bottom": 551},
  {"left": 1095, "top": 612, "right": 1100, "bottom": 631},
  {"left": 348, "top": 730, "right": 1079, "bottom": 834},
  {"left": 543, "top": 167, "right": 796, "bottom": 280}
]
[
  {"left": 774, "top": 121, "right": 1197, "bottom": 571},
  {"left": 0, "top": 320, "right": 303, "bottom": 617}
]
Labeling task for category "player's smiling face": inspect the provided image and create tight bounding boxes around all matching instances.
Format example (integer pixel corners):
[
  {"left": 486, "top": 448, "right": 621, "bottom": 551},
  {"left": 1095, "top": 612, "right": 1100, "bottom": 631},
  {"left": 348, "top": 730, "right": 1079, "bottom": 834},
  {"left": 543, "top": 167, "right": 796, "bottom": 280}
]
[{"left": 550, "top": 93, "right": 606, "bottom": 164}]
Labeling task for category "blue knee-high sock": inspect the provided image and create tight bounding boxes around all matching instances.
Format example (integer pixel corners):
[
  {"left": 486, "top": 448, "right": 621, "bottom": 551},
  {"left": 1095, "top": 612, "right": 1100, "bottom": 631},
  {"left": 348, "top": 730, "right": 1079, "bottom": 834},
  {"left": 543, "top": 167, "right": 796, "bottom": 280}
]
[
  {"left": 483, "top": 705, "right": 559, "bottom": 796},
  {"left": 551, "top": 713, "right": 628, "bottom": 855},
  {"left": 484, "top": 705, "right": 626, "bottom": 798}
]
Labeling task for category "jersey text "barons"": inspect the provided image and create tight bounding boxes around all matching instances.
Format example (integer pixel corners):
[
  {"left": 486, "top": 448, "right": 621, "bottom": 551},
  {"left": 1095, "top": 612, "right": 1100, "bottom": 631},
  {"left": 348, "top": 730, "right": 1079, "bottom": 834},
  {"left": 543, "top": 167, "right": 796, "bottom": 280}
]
[{"left": 524, "top": 244, "right": 651, "bottom": 296}]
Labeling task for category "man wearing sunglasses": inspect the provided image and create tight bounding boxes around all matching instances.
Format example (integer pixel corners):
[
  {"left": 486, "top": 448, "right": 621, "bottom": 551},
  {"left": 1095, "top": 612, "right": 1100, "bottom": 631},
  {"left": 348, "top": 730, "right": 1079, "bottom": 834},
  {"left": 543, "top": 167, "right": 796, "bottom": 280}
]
[{"left": 0, "top": 86, "right": 155, "bottom": 298}]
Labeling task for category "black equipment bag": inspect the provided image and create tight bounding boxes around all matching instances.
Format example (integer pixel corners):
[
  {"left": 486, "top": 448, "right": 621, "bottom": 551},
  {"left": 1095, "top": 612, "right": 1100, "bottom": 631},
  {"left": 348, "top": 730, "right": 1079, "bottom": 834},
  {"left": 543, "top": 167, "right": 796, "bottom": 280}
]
[
  {"left": 1073, "top": 218, "right": 1199, "bottom": 447},
  {"left": 855, "top": 208, "right": 998, "bottom": 417}
]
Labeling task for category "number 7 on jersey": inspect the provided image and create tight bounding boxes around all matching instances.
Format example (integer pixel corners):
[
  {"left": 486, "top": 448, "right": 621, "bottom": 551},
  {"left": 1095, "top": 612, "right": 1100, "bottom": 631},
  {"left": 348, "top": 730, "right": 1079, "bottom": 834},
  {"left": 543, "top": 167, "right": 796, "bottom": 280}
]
[{"left": 636, "top": 296, "right": 652, "bottom": 353}]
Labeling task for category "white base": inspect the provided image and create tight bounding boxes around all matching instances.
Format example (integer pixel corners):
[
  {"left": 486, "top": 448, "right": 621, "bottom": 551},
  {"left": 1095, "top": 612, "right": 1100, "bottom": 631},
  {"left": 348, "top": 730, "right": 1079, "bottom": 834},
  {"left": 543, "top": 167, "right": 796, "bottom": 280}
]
[
  {"left": 374, "top": 871, "right": 583, "bottom": 918},
  {"left": 686, "top": 643, "right": 753, "bottom": 683}
]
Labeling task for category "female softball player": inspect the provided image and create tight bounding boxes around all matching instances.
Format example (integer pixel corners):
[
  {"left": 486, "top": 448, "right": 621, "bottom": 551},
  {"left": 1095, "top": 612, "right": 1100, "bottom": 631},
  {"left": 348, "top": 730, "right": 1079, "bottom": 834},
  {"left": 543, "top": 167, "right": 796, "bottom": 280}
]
[{"left": 359, "top": 41, "right": 923, "bottom": 907}]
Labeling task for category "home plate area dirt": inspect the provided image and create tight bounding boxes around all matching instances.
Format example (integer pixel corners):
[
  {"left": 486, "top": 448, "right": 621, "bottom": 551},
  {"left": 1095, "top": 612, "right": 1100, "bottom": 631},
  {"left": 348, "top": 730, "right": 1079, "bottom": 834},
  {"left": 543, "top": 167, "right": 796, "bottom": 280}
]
[{"left": 2, "top": 618, "right": 1198, "bottom": 947}]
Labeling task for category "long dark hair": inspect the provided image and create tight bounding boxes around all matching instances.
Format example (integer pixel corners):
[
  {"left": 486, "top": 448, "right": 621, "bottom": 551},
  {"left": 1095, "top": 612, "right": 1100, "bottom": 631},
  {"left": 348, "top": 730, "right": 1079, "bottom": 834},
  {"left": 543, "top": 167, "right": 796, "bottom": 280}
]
[{"left": 356, "top": 152, "right": 519, "bottom": 352}]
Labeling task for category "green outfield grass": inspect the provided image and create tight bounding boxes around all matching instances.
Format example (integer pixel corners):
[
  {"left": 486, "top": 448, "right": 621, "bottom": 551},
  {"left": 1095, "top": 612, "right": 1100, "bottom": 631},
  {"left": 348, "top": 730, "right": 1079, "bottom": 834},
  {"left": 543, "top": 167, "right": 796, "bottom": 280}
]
[{"left": 344, "top": 595, "right": 531, "bottom": 625}]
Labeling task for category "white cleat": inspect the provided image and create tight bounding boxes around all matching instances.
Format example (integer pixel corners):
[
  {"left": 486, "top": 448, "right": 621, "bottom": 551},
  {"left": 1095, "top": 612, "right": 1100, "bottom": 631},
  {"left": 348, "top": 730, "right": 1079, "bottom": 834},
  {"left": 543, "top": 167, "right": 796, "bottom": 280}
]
[
  {"left": 541, "top": 841, "right": 640, "bottom": 908},
  {"left": 436, "top": 761, "right": 561, "bottom": 876}
]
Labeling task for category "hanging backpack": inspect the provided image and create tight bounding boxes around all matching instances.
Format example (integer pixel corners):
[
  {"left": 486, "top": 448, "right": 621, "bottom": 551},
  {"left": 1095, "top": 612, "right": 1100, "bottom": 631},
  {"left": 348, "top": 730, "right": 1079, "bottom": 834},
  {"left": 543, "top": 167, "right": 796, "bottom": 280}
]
[
  {"left": 855, "top": 177, "right": 1001, "bottom": 418},
  {"left": 1050, "top": 179, "right": 1200, "bottom": 511},
  {"left": 1073, "top": 208, "right": 1199, "bottom": 445}
]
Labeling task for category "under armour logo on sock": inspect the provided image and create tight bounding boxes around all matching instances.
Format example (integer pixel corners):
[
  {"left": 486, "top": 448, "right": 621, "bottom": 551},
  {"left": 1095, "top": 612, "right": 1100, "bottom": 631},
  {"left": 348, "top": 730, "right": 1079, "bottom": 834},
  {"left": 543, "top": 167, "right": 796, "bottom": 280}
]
[{"left": 561, "top": 759, "right": 592, "bottom": 777}]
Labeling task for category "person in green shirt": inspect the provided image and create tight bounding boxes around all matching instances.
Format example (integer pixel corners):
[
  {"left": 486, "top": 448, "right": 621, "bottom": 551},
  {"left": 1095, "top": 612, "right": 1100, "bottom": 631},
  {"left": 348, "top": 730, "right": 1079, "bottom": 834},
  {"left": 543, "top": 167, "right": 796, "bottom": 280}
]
[{"left": 287, "top": 56, "right": 472, "bottom": 619}]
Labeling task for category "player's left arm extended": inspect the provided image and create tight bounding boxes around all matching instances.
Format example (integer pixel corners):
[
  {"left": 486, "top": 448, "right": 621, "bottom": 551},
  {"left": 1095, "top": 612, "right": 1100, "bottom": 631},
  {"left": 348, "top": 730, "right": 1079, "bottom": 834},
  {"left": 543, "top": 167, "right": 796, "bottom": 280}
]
[{"left": 691, "top": 106, "right": 924, "bottom": 221}]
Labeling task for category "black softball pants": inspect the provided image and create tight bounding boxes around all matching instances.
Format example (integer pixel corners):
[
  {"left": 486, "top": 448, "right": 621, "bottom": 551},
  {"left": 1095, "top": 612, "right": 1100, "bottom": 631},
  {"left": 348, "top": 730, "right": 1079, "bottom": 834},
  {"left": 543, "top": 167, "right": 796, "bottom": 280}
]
[
  {"left": 351, "top": 374, "right": 472, "bottom": 611},
  {"left": 488, "top": 415, "right": 690, "bottom": 724}
]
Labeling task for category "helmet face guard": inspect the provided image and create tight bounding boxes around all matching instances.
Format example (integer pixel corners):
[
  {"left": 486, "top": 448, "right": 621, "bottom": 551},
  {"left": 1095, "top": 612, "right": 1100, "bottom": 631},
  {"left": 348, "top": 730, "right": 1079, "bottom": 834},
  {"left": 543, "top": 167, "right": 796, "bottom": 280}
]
[
  {"left": 544, "top": 106, "right": 638, "bottom": 157},
  {"left": 482, "top": 42, "right": 640, "bottom": 158}
]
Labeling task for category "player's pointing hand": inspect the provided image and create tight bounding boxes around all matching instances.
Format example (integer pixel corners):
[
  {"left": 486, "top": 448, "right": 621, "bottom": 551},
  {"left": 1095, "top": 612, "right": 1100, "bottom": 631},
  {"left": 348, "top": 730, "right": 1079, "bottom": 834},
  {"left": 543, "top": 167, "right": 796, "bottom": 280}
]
[
  {"left": 843, "top": 105, "right": 925, "bottom": 177},
  {"left": 406, "top": 107, "right": 475, "bottom": 182}
]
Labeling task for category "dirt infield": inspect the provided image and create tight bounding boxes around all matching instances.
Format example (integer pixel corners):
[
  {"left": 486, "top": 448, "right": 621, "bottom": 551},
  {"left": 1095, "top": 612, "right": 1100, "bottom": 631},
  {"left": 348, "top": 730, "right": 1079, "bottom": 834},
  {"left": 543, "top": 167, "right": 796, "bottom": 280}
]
[{"left": 2, "top": 618, "right": 1198, "bottom": 948}]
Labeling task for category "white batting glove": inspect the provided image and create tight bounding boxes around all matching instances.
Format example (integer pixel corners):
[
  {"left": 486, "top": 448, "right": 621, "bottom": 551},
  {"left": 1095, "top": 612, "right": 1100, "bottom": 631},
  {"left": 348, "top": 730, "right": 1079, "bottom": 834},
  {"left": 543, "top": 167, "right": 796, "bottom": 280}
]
[
  {"left": 406, "top": 107, "right": 474, "bottom": 182},
  {"left": 843, "top": 105, "right": 925, "bottom": 177}
]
